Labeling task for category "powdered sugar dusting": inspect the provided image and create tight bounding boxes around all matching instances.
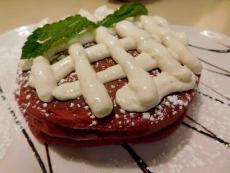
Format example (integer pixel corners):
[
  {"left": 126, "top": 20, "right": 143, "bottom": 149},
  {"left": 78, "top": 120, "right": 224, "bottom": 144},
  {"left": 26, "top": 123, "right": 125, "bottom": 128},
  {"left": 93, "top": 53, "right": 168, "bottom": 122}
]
[
  {"left": 0, "top": 97, "right": 12, "bottom": 160},
  {"left": 142, "top": 112, "right": 150, "bottom": 119},
  {"left": 0, "top": 113, "right": 12, "bottom": 159}
]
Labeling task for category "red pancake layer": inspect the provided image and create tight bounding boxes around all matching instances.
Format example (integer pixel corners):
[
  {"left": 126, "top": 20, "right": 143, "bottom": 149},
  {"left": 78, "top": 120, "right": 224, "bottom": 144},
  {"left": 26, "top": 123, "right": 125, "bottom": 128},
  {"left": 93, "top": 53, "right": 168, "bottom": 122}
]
[{"left": 28, "top": 114, "right": 184, "bottom": 147}]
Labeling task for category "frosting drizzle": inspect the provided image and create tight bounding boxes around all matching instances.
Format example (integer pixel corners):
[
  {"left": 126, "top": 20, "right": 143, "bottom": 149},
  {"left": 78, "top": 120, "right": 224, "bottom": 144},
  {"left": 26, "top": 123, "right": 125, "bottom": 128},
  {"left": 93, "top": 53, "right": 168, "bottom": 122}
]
[
  {"left": 24, "top": 14, "right": 202, "bottom": 118},
  {"left": 69, "top": 43, "right": 113, "bottom": 118}
]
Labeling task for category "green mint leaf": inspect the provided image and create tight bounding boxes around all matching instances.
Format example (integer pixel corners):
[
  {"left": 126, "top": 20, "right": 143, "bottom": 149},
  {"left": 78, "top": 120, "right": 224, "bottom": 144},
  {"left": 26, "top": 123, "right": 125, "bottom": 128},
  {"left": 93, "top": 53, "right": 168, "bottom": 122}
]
[
  {"left": 21, "top": 15, "right": 96, "bottom": 60},
  {"left": 97, "top": 2, "right": 148, "bottom": 27},
  {"left": 21, "top": 3, "right": 148, "bottom": 60}
]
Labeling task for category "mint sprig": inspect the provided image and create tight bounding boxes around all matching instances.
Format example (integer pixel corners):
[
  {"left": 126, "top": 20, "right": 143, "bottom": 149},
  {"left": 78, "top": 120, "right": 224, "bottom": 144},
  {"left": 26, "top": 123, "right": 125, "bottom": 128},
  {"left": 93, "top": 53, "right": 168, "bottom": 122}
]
[
  {"left": 21, "top": 2, "right": 148, "bottom": 60},
  {"left": 21, "top": 15, "right": 96, "bottom": 60},
  {"left": 97, "top": 2, "right": 148, "bottom": 27}
]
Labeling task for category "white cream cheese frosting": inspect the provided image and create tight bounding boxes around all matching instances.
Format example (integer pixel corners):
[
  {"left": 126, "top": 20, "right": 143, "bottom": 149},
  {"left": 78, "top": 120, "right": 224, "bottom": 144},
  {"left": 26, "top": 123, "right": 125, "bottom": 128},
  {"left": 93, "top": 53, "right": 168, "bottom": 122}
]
[
  {"left": 21, "top": 7, "right": 202, "bottom": 118},
  {"left": 69, "top": 43, "right": 113, "bottom": 118},
  {"left": 96, "top": 26, "right": 159, "bottom": 112},
  {"left": 30, "top": 56, "right": 56, "bottom": 102}
]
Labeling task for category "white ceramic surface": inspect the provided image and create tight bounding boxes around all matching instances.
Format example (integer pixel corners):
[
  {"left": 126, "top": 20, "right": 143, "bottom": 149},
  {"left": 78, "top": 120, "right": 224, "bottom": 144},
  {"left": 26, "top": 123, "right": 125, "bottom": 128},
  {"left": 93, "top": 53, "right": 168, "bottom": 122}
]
[{"left": 0, "top": 24, "right": 229, "bottom": 173}]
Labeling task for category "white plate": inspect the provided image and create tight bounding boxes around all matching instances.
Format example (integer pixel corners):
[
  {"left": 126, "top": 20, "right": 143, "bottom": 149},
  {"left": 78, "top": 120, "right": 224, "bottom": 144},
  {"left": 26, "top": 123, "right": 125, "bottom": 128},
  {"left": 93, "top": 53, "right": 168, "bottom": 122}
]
[{"left": 0, "top": 24, "right": 230, "bottom": 173}]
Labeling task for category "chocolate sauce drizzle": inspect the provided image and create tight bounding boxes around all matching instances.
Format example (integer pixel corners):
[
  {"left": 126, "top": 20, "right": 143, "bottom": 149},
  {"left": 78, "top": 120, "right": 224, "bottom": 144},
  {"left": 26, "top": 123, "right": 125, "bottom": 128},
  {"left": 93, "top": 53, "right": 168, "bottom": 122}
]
[
  {"left": 198, "top": 58, "right": 230, "bottom": 74},
  {"left": 189, "top": 44, "right": 230, "bottom": 53},
  {"left": 122, "top": 144, "right": 154, "bottom": 173},
  {"left": 200, "top": 81, "right": 230, "bottom": 102},
  {"left": 198, "top": 91, "right": 230, "bottom": 107},
  {"left": 0, "top": 86, "right": 48, "bottom": 173},
  {"left": 0, "top": 87, "right": 6, "bottom": 100},
  {"left": 45, "top": 143, "right": 53, "bottom": 173},
  {"left": 185, "top": 115, "right": 217, "bottom": 136},
  {"left": 182, "top": 122, "right": 230, "bottom": 147},
  {"left": 21, "top": 129, "right": 48, "bottom": 173},
  {"left": 204, "top": 68, "right": 230, "bottom": 77},
  {"left": 191, "top": 87, "right": 230, "bottom": 146}
]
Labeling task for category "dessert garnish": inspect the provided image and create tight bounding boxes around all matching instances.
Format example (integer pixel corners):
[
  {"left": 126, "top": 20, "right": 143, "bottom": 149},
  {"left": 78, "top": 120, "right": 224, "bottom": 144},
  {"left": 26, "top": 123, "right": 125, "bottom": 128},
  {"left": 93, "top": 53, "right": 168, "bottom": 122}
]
[{"left": 21, "top": 2, "right": 147, "bottom": 60}]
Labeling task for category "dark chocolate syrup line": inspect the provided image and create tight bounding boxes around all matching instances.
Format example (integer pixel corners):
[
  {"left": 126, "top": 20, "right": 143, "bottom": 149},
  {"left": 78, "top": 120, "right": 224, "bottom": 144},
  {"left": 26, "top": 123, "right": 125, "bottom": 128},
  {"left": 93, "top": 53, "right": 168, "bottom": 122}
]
[
  {"left": 122, "top": 144, "right": 154, "bottom": 173},
  {"left": 200, "top": 81, "right": 230, "bottom": 102},
  {"left": 189, "top": 44, "right": 230, "bottom": 53},
  {"left": 185, "top": 115, "right": 230, "bottom": 146},
  {"left": 198, "top": 91, "right": 230, "bottom": 107},
  {"left": 21, "top": 129, "right": 48, "bottom": 173},
  {"left": 204, "top": 68, "right": 230, "bottom": 77},
  {"left": 0, "top": 86, "right": 48, "bottom": 173},
  {"left": 182, "top": 122, "right": 230, "bottom": 147},
  {"left": 45, "top": 143, "right": 53, "bottom": 173},
  {"left": 185, "top": 115, "right": 217, "bottom": 137},
  {"left": 197, "top": 58, "right": 230, "bottom": 74}
]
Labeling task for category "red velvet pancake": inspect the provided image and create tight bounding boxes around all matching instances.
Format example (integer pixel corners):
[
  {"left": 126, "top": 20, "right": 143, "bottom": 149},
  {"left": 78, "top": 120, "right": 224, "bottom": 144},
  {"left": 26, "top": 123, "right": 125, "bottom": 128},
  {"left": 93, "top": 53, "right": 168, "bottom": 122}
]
[
  {"left": 28, "top": 114, "right": 184, "bottom": 147},
  {"left": 17, "top": 51, "right": 198, "bottom": 147}
]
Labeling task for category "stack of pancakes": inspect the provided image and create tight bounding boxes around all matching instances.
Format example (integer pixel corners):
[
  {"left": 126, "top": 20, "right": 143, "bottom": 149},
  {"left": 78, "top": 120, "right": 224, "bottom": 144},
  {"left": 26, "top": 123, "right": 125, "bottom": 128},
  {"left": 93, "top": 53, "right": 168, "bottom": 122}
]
[{"left": 17, "top": 54, "right": 197, "bottom": 147}]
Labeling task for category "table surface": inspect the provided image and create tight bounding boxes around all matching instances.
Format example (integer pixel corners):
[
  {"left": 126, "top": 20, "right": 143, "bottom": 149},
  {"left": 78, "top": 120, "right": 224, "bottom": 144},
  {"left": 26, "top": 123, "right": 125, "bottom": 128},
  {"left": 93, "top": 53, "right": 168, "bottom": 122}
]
[{"left": 0, "top": 0, "right": 229, "bottom": 35}]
